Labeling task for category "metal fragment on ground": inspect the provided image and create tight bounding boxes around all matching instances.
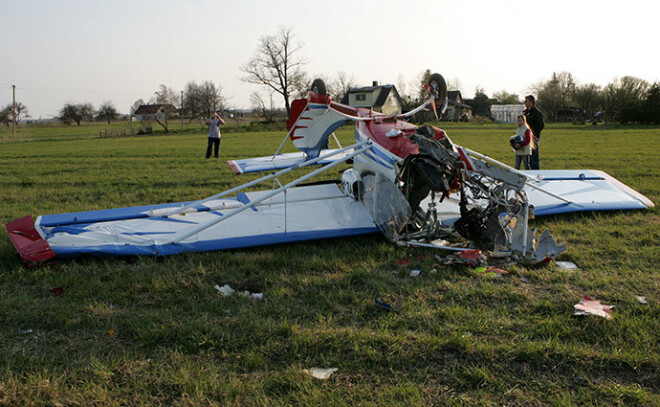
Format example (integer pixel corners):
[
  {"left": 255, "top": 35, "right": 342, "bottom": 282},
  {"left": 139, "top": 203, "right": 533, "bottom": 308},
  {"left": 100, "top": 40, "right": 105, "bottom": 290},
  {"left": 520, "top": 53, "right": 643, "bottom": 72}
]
[
  {"left": 555, "top": 261, "right": 579, "bottom": 270},
  {"left": 573, "top": 295, "right": 614, "bottom": 319},
  {"left": 303, "top": 367, "right": 338, "bottom": 380}
]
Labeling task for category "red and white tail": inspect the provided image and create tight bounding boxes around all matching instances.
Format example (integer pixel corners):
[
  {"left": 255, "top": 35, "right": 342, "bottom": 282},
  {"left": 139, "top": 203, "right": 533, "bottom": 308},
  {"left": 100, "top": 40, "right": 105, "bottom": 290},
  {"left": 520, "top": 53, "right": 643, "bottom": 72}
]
[{"left": 286, "top": 91, "right": 348, "bottom": 159}]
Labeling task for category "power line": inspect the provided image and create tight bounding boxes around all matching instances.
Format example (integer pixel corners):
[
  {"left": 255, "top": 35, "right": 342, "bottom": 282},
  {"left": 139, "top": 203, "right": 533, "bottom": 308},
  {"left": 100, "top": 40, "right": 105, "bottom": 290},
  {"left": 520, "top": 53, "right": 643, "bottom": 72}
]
[{"left": 1, "top": 83, "right": 152, "bottom": 96}]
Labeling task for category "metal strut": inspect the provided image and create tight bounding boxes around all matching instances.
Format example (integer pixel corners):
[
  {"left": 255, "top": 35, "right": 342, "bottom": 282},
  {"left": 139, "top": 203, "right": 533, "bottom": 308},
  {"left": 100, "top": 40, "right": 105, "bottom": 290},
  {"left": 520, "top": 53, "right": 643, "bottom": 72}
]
[
  {"left": 155, "top": 140, "right": 369, "bottom": 218},
  {"left": 168, "top": 141, "right": 372, "bottom": 244}
]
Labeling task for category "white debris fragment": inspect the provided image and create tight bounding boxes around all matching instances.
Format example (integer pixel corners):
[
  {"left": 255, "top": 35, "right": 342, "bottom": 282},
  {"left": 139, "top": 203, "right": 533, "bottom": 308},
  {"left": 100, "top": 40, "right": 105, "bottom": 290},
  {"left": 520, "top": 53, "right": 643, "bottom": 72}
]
[
  {"left": 214, "top": 284, "right": 235, "bottom": 296},
  {"left": 410, "top": 269, "right": 421, "bottom": 277},
  {"left": 636, "top": 296, "right": 647, "bottom": 304},
  {"left": 215, "top": 284, "right": 263, "bottom": 300},
  {"left": 556, "top": 261, "right": 579, "bottom": 270},
  {"left": 303, "top": 367, "right": 338, "bottom": 380}
]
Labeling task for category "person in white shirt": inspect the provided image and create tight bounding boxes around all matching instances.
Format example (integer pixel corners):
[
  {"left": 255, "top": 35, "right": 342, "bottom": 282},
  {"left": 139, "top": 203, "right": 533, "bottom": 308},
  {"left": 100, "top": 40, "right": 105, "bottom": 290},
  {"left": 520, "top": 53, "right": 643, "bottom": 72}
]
[{"left": 205, "top": 112, "right": 225, "bottom": 158}]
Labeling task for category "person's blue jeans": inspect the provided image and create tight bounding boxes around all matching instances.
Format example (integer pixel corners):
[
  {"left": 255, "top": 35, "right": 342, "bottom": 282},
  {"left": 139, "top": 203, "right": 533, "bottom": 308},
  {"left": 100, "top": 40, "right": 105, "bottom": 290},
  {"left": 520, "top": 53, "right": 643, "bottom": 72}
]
[
  {"left": 206, "top": 137, "right": 220, "bottom": 158},
  {"left": 515, "top": 155, "right": 531, "bottom": 170},
  {"left": 530, "top": 139, "right": 540, "bottom": 169}
]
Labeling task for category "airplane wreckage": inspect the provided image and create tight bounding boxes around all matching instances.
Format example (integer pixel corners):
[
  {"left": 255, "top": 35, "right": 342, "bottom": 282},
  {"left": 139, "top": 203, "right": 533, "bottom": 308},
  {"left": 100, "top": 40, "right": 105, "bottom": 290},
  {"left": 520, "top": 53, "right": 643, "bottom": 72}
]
[{"left": 7, "top": 74, "right": 654, "bottom": 265}]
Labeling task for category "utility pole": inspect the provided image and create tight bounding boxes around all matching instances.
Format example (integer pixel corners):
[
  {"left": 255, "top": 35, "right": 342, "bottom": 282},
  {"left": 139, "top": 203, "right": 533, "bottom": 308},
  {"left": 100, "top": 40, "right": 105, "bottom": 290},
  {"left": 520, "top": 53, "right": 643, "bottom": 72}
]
[
  {"left": 180, "top": 90, "right": 184, "bottom": 130},
  {"left": 12, "top": 85, "right": 16, "bottom": 139}
]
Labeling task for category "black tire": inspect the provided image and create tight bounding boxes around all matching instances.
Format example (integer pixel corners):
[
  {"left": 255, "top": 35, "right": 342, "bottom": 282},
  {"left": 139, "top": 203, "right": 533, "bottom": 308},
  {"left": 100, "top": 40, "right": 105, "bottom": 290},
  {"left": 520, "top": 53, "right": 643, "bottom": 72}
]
[
  {"left": 310, "top": 79, "right": 327, "bottom": 96},
  {"left": 427, "top": 73, "right": 448, "bottom": 101}
]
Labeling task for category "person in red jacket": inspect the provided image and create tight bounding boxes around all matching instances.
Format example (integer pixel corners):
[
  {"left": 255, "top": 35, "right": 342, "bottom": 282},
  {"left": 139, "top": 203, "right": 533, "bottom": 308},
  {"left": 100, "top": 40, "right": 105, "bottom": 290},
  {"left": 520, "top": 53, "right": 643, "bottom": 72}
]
[{"left": 510, "top": 115, "right": 534, "bottom": 170}]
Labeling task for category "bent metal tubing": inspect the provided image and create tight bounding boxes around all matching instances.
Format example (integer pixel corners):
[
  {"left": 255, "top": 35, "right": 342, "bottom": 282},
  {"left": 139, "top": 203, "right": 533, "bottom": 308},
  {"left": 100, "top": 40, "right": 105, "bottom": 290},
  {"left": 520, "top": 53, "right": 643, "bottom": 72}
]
[
  {"left": 156, "top": 140, "right": 370, "bottom": 218},
  {"left": 168, "top": 142, "right": 372, "bottom": 244}
]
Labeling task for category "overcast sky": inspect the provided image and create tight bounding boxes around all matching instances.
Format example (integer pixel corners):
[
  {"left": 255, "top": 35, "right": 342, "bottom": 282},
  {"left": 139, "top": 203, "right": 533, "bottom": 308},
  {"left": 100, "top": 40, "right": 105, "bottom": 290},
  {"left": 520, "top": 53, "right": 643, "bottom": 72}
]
[{"left": 2, "top": 0, "right": 659, "bottom": 118}]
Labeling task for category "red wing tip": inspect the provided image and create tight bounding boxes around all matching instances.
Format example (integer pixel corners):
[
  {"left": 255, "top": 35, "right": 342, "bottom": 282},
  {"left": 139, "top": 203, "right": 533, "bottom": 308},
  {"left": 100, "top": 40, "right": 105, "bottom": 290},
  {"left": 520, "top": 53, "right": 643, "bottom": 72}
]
[
  {"left": 227, "top": 160, "right": 243, "bottom": 175},
  {"left": 6, "top": 215, "right": 56, "bottom": 263}
]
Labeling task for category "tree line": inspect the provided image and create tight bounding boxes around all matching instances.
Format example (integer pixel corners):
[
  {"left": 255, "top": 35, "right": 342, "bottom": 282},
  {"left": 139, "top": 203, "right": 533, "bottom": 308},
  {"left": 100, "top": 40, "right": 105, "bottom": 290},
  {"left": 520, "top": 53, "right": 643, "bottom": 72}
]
[
  {"left": 4, "top": 26, "right": 658, "bottom": 127},
  {"left": 467, "top": 72, "right": 659, "bottom": 124}
]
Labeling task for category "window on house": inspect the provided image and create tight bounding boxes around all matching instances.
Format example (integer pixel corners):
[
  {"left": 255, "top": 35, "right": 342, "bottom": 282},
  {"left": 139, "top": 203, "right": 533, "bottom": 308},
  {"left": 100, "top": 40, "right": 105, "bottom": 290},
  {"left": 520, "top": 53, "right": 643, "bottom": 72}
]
[{"left": 355, "top": 94, "right": 366, "bottom": 101}]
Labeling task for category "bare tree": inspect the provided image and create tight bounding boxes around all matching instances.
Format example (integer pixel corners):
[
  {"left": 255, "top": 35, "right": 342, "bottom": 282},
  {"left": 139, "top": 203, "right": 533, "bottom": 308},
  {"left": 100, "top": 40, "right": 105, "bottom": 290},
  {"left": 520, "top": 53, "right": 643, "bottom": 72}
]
[
  {"left": 183, "top": 81, "right": 225, "bottom": 121},
  {"left": 7, "top": 103, "right": 30, "bottom": 127},
  {"left": 130, "top": 99, "right": 145, "bottom": 115},
  {"left": 97, "top": 101, "right": 119, "bottom": 124},
  {"left": 59, "top": 103, "right": 93, "bottom": 126},
  {"left": 250, "top": 92, "right": 277, "bottom": 122},
  {"left": 332, "top": 71, "right": 358, "bottom": 101},
  {"left": 152, "top": 84, "right": 179, "bottom": 105},
  {"left": 240, "top": 26, "right": 307, "bottom": 116}
]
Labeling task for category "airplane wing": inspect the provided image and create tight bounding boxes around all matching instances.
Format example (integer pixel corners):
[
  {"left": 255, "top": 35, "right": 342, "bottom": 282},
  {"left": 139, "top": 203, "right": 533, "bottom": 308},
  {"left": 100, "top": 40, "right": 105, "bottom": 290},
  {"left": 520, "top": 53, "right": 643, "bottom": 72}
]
[
  {"left": 7, "top": 184, "right": 378, "bottom": 262},
  {"left": 227, "top": 148, "right": 355, "bottom": 174},
  {"left": 524, "top": 169, "right": 654, "bottom": 215}
]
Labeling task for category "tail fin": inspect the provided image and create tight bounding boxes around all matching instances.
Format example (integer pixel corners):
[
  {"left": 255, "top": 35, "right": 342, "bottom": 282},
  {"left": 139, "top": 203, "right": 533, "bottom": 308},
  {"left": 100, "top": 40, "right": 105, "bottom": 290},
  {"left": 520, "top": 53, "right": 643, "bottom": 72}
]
[{"left": 286, "top": 88, "right": 347, "bottom": 159}]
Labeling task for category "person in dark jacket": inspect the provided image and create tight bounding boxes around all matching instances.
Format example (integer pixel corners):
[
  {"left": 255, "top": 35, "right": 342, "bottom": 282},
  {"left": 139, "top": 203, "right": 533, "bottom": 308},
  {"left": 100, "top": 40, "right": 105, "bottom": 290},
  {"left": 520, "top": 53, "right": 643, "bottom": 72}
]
[{"left": 523, "top": 95, "right": 544, "bottom": 169}]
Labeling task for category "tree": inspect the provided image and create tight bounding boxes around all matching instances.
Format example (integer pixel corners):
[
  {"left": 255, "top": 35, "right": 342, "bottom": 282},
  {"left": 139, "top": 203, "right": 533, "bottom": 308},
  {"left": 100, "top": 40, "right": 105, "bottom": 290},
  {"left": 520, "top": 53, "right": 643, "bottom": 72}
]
[
  {"left": 469, "top": 87, "right": 492, "bottom": 116},
  {"left": 573, "top": 83, "right": 604, "bottom": 119},
  {"left": 152, "top": 84, "right": 179, "bottom": 105},
  {"left": 97, "top": 101, "right": 119, "bottom": 124},
  {"left": 240, "top": 26, "right": 307, "bottom": 117},
  {"left": 59, "top": 103, "right": 94, "bottom": 126},
  {"left": 250, "top": 92, "right": 278, "bottom": 122},
  {"left": 492, "top": 90, "right": 520, "bottom": 105},
  {"left": 604, "top": 76, "right": 649, "bottom": 123},
  {"left": 642, "top": 82, "right": 660, "bottom": 124},
  {"left": 416, "top": 69, "right": 432, "bottom": 103},
  {"left": 331, "top": 71, "right": 358, "bottom": 101},
  {"left": 528, "top": 71, "right": 576, "bottom": 121},
  {"left": 183, "top": 81, "right": 226, "bottom": 120},
  {"left": 130, "top": 99, "right": 145, "bottom": 115},
  {"left": 0, "top": 105, "right": 11, "bottom": 126}
]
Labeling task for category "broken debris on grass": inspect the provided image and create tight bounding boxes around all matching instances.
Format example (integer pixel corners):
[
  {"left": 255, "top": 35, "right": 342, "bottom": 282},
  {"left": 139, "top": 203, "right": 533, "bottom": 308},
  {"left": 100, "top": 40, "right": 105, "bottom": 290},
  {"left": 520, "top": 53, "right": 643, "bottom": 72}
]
[
  {"left": 214, "top": 284, "right": 264, "bottom": 300},
  {"left": 555, "top": 261, "right": 579, "bottom": 270},
  {"left": 435, "top": 250, "right": 487, "bottom": 267},
  {"left": 50, "top": 287, "right": 64, "bottom": 296},
  {"left": 475, "top": 266, "right": 508, "bottom": 277},
  {"left": 635, "top": 295, "right": 648, "bottom": 304},
  {"left": 374, "top": 294, "right": 403, "bottom": 312},
  {"left": 573, "top": 295, "right": 614, "bottom": 319},
  {"left": 303, "top": 367, "right": 338, "bottom": 380}
]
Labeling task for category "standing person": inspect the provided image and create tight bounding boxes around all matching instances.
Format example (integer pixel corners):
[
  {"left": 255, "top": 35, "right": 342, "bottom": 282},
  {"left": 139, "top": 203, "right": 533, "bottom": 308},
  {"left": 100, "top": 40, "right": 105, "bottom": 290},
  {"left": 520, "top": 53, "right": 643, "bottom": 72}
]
[
  {"left": 523, "top": 95, "right": 544, "bottom": 170},
  {"left": 205, "top": 112, "right": 225, "bottom": 159},
  {"left": 510, "top": 115, "right": 533, "bottom": 170}
]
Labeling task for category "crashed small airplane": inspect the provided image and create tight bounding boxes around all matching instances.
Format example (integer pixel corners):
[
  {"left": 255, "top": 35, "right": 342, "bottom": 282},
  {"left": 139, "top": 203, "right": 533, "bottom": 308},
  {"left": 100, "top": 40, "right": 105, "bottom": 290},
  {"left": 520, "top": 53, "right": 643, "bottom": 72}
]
[{"left": 7, "top": 74, "right": 654, "bottom": 264}]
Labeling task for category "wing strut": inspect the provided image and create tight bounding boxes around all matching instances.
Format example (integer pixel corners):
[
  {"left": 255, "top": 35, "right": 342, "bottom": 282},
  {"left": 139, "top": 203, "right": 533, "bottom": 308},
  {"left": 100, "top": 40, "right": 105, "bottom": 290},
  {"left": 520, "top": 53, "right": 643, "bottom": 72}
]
[
  {"left": 168, "top": 141, "right": 372, "bottom": 244},
  {"left": 155, "top": 140, "right": 370, "bottom": 219}
]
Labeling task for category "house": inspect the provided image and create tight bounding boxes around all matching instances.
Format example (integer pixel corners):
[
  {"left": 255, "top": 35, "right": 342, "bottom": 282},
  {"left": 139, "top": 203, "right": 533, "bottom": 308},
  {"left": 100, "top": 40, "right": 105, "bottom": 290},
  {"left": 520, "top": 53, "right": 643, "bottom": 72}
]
[
  {"left": 443, "top": 91, "right": 472, "bottom": 121},
  {"left": 133, "top": 104, "right": 178, "bottom": 121},
  {"left": 340, "top": 82, "right": 403, "bottom": 116},
  {"left": 490, "top": 104, "right": 525, "bottom": 123}
]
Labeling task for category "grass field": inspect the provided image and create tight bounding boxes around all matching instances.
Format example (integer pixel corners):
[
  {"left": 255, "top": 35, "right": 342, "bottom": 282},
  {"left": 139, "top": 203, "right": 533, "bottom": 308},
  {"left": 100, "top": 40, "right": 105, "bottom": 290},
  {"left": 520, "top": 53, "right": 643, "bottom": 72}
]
[{"left": 1, "top": 121, "right": 658, "bottom": 406}]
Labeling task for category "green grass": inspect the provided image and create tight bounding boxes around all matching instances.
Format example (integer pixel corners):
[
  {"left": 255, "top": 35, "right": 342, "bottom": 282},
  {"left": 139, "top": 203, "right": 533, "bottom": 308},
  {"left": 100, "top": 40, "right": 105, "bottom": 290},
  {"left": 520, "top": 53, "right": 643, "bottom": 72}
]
[{"left": 0, "top": 121, "right": 658, "bottom": 406}]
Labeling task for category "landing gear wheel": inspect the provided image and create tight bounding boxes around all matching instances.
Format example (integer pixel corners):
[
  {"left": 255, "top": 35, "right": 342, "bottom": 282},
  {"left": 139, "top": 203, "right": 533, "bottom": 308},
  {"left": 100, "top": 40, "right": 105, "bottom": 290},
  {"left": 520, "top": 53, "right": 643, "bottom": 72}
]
[
  {"left": 310, "top": 79, "right": 327, "bottom": 96},
  {"left": 427, "top": 73, "right": 448, "bottom": 102}
]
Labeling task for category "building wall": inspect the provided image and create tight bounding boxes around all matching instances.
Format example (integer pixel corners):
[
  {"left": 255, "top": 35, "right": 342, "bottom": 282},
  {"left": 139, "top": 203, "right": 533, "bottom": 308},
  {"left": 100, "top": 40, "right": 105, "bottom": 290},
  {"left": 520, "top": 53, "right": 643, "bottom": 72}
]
[
  {"left": 491, "top": 104, "right": 525, "bottom": 123},
  {"left": 381, "top": 92, "right": 402, "bottom": 116},
  {"left": 349, "top": 89, "right": 379, "bottom": 108}
]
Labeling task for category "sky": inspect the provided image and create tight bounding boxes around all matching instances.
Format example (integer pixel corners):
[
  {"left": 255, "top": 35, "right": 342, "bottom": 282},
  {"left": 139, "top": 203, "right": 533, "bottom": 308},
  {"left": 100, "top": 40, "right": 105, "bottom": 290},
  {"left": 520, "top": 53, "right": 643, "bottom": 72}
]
[{"left": 2, "top": 0, "right": 659, "bottom": 118}]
